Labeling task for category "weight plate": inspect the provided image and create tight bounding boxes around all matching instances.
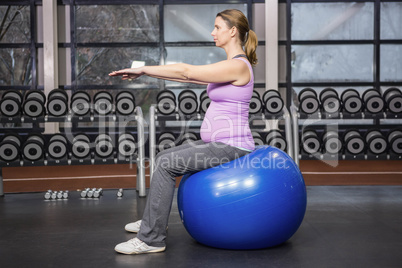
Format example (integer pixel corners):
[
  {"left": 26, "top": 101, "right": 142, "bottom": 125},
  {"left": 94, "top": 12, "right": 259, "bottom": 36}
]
[
  {"left": 345, "top": 137, "right": 365, "bottom": 155},
  {"left": 27, "top": 134, "right": 45, "bottom": 145},
  {"left": 365, "top": 130, "right": 382, "bottom": 142},
  {"left": 118, "top": 133, "right": 135, "bottom": 143},
  {"left": 95, "top": 140, "right": 114, "bottom": 158},
  {"left": 383, "top": 87, "right": 401, "bottom": 101},
  {"left": 298, "top": 88, "right": 317, "bottom": 102},
  {"left": 47, "top": 140, "right": 68, "bottom": 159},
  {"left": 22, "top": 141, "right": 44, "bottom": 161},
  {"left": 387, "top": 95, "right": 402, "bottom": 114},
  {"left": 249, "top": 96, "right": 262, "bottom": 114},
  {"left": 199, "top": 96, "right": 211, "bottom": 114},
  {"left": 25, "top": 90, "right": 46, "bottom": 103},
  {"left": 118, "top": 139, "right": 136, "bottom": 156},
  {"left": 71, "top": 140, "right": 90, "bottom": 158},
  {"left": 319, "top": 88, "right": 338, "bottom": 102},
  {"left": 0, "top": 141, "right": 19, "bottom": 162},
  {"left": 362, "top": 89, "right": 380, "bottom": 102},
  {"left": 200, "top": 90, "right": 208, "bottom": 101},
  {"left": 157, "top": 138, "right": 176, "bottom": 152},
  {"left": 116, "top": 91, "right": 134, "bottom": 101},
  {"left": 71, "top": 97, "right": 90, "bottom": 116},
  {"left": 343, "top": 96, "right": 363, "bottom": 114},
  {"left": 368, "top": 137, "right": 387, "bottom": 154},
  {"left": 262, "top": 90, "right": 280, "bottom": 103},
  {"left": 264, "top": 96, "right": 283, "bottom": 114},
  {"left": 390, "top": 137, "right": 402, "bottom": 154},
  {"left": 72, "top": 91, "right": 91, "bottom": 102},
  {"left": 300, "top": 97, "right": 319, "bottom": 114},
  {"left": 365, "top": 96, "right": 384, "bottom": 114},
  {"left": 321, "top": 96, "right": 341, "bottom": 114},
  {"left": 267, "top": 136, "right": 287, "bottom": 151},
  {"left": 73, "top": 134, "right": 90, "bottom": 144},
  {"left": 178, "top": 96, "right": 198, "bottom": 115},
  {"left": 94, "top": 91, "right": 113, "bottom": 102},
  {"left": 95, "top": 134, "right": 112, "bottom": 144},
  {"left": 3, "top": 134, "right": 21, "bottom": 146},
  {"left": 3, "top": 90, "right": 23, "bottom": 103},
  {"left": 157, "top": 96, "right": 176, "bottom": 115},
  {"left": 94, "top": 98, "right": 113, "bottom": 115},
  {"left": 341, "top": 89, "right": 359, "bottom": 102},
  {"left": 178, "top": 90, "right": 197, "bottom": 102},
  {"left": 0, "top": 97, "right": 20, "bottom": 117},
  {"left": 48, "top": 89, "right": 68, "bottom": 101},
  {"left": 23, "top": 98, "right": 44, "bottom": 117},
  {"left": 47, "top": 97, "right": 68, "bottom": 116},
  {"left": 116, "top": 97, "right": 135, "bottom": 115},
  {"left": 50, "top": 134, "right": 68, "bottom": 144},
  {"left": 157, "top": 90, "right": 175, "bottom": 102},
  {"left": 324, "top": 137, "right": 342, "bottom": 154}
]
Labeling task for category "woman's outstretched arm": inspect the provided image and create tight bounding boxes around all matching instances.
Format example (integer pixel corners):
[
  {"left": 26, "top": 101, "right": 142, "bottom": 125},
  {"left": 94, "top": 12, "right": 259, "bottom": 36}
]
[{"left": 109, "top": 59, "right": 250, "bottom": 86}]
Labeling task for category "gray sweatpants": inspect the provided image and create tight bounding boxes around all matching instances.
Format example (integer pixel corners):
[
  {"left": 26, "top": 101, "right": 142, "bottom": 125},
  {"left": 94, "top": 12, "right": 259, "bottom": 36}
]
[{"left": 136, "top": 140, "right": 249, "bottom": 247}]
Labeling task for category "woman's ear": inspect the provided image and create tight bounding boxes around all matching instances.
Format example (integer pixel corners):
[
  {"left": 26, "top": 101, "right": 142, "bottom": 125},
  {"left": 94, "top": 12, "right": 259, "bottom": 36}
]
[{"left": 230, "top": 26, "right": 237, "bottom": 37}]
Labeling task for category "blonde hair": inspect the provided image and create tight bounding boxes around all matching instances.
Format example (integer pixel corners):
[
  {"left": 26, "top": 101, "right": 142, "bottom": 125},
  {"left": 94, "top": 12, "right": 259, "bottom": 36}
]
[{"left": 217, "top": 9, "right": 258, "bottom": 66}]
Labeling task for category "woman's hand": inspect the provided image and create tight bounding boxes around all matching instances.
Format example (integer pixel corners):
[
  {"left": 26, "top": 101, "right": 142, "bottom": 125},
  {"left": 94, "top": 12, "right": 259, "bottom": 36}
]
[{"left": 109, "top": 68, "right": 144, "bottom": 80}]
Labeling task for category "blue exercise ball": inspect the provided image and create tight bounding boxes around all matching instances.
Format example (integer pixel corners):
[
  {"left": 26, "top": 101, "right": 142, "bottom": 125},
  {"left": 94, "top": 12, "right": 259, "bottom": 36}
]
[{"left": 177, "top": 145, "right": 307, "bottom": 250}]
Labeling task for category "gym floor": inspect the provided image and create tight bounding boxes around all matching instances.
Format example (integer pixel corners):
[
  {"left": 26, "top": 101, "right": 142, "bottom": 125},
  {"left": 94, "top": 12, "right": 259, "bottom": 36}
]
[{"left": 1, "top": 186, "right": 401, "bottom": 268}]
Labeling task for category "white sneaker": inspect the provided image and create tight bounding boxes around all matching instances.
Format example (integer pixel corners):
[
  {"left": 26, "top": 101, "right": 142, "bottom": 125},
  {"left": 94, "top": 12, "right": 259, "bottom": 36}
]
[
  {"left": 125, "top": 220, "right": 142, "bottom": 233},
  {"left": 115, "top": 237, "right": 166, "bottom": 254}
]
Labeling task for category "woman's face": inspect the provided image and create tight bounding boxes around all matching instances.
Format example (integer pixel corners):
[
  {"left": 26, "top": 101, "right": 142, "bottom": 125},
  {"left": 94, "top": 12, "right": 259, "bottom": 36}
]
[{"left": 211, "top": 16, "right": 232, "bottom": 48}]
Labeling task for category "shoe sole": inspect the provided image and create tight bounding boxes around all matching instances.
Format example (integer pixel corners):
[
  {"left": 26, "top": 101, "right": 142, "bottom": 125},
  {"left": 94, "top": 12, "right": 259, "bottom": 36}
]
[{"left": 115, "top": 247, "right": 166, "bottom": 255}]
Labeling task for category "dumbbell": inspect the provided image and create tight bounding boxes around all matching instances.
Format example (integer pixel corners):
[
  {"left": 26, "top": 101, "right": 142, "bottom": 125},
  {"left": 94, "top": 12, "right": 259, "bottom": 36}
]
[
  {"left": 157, "top": 132, "right": 176, "bottom": 152},
  {"left": 117, "top": 188, "right": 124, "bottom": 197},
  {"left": 387, "top": 129, "right": 402, "bottom": 155},
  {"left": 23, "top": 90, "right": 46, "bottom": 117},
  {"left": 249, "top": 92, "right": 263, "bottom": 114},
  {"left": 157, "top": 90, "right": 176, "bottom": 115},
  {"left": 0, "top": 90, "right": 23, "bottom": 117},
  {"left": 298, "top": 88, "right": 319, "bottom": 114},
  {"left": 22, "top": 134, "right": 45, "bottom": 161},
  {"left": 322, "top": 131, "right": 342, "bottom": 155},
  {"left": 341, "top": 89, "right": 363, "bottom": 114},
  {"left": 180, "top": 132, "right": 198, "bottom": 145},
  {"left": 118, "top": 133, "right": 137, "bottom": 158},
  {"left": 71, "top": 134, "right": 91, "bottom": 159},
  {"left": 319, "top": 88, "right": 341, "bottom": 114},
  {"left": 383, "top": 87, "right": 402, "bottom": 114},
  {"left": 0, "top": 133, "right": 21, "bottom": 162},
  {"left": 199, "top": 90, "right": 210, "bottom": 114},
  {"left": 343, "top": 130, "right": 365, "bottom": 155},
  {"left": 47, "top": 134, "right": 68, "bottom": 160},
  {"left": 70, "top": 91, "right": 91, "bottom": 116},
  {"left": 262, "top": 90, "right": 284, "bottom": 114},
  {"left": 362, "top": 89, "right": 385, "bottom": 114},
  {"left": 47, "top": 89, "right": 69, "bottom": 117},
  {"left": 365, "top": 130, "right": 387, "bottom": 155},
  {"left": 95, "top": 134, "right": 114, "bottom": 158},
  {"left": 252, "top": 132, "right": 265, "bottom": 146},
  {"left": 115, "top": 91, "right": 136, "bottom": 116},
  {"left": 301, "top": 130, "right": 320, "bottom": 155},
  {"left": 94, "top": 91, "right": 113, "bottom": 115},
  {"left": 178, "top": 90, "right": 198, "bottom": 115},
  {"left": 265, "top": 130, "right": 287, "bottom": 151}
]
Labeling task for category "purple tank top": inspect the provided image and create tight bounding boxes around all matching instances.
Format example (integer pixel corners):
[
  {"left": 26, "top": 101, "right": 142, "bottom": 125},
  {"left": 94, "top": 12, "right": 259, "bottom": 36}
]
[{"left": 200, "top": 57, "right": 255, "bottom": 151}]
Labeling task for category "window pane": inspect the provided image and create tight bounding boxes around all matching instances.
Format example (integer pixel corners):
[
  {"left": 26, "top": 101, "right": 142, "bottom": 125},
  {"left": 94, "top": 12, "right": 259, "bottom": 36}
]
[
  {"left": 76, "top": 47, "right": 159, "bottom": 86},
  {"left": 0, "top": 48, "right": 32, "bottom": 86},
  {"left": 291, "top": 45, "right": 373, "bottom": 83},
  {"left": 255, "top": 45, "right": 265, "bottom": 84},
  {"left": 0, "top": 6, "right": 30, "bottom": 43},
  {"left": 292, "top": 3, "right": 373, "bottom": 40},
  {"left": 76, "top": 5, "right": 159, "bottom": 43},
  {"left": 164, "top": 4, "right": 247, "bottom": 42},
  {"left": 279, "top": 3, "right": 287, "bottom": 41},
  {"left": 381, "top": 2, "right": 402, "bottom": 39},
  {"left": 279, "top": 45, "right": 286, "bottom": 84},
  {"left": 253, "top": 3, "right": 265, "bottom": 42},
  {"left": 381, "top": 45, "right": 402, "bottom": 82}
]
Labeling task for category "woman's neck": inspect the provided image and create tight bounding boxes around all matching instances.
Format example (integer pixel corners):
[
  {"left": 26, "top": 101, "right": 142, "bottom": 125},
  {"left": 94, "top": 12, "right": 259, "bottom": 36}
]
[{"left": 224, "top": 43, "right": 245, "bottom": 60}]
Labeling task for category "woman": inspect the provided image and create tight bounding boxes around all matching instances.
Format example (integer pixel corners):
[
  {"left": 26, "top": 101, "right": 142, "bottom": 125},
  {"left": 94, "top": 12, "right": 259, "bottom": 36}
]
[{"left": 110, "top": 9, "right": 258, "bottom": 254}]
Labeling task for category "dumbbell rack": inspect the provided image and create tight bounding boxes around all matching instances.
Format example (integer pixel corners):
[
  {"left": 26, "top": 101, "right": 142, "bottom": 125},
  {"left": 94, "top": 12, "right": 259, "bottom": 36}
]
[
  {"left": 148, "top": 104, "right": 295, "bottom": 178},
  {"left": 290, "top": 106, "right": 402, "bottom": 166},
  {"left": 0, "top": 107, "right": 146, "bottom": 197}
]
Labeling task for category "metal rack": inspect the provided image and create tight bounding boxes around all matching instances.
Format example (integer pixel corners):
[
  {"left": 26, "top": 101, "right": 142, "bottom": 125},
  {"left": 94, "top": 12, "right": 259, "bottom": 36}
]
[{"left": 0, "top": 106, "right": 146, "bottom": 197}]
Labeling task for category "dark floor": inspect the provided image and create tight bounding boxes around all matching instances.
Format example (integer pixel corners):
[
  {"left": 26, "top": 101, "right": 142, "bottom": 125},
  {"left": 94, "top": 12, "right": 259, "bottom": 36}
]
[{"left": 0, "top": 186, "right": 401, "bottom": 268}]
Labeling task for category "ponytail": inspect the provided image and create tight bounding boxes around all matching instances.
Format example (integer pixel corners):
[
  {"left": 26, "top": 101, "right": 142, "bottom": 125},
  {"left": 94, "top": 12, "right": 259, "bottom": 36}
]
[{"left": 244, "top": 29, "right": 258, "bottom": 66}]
